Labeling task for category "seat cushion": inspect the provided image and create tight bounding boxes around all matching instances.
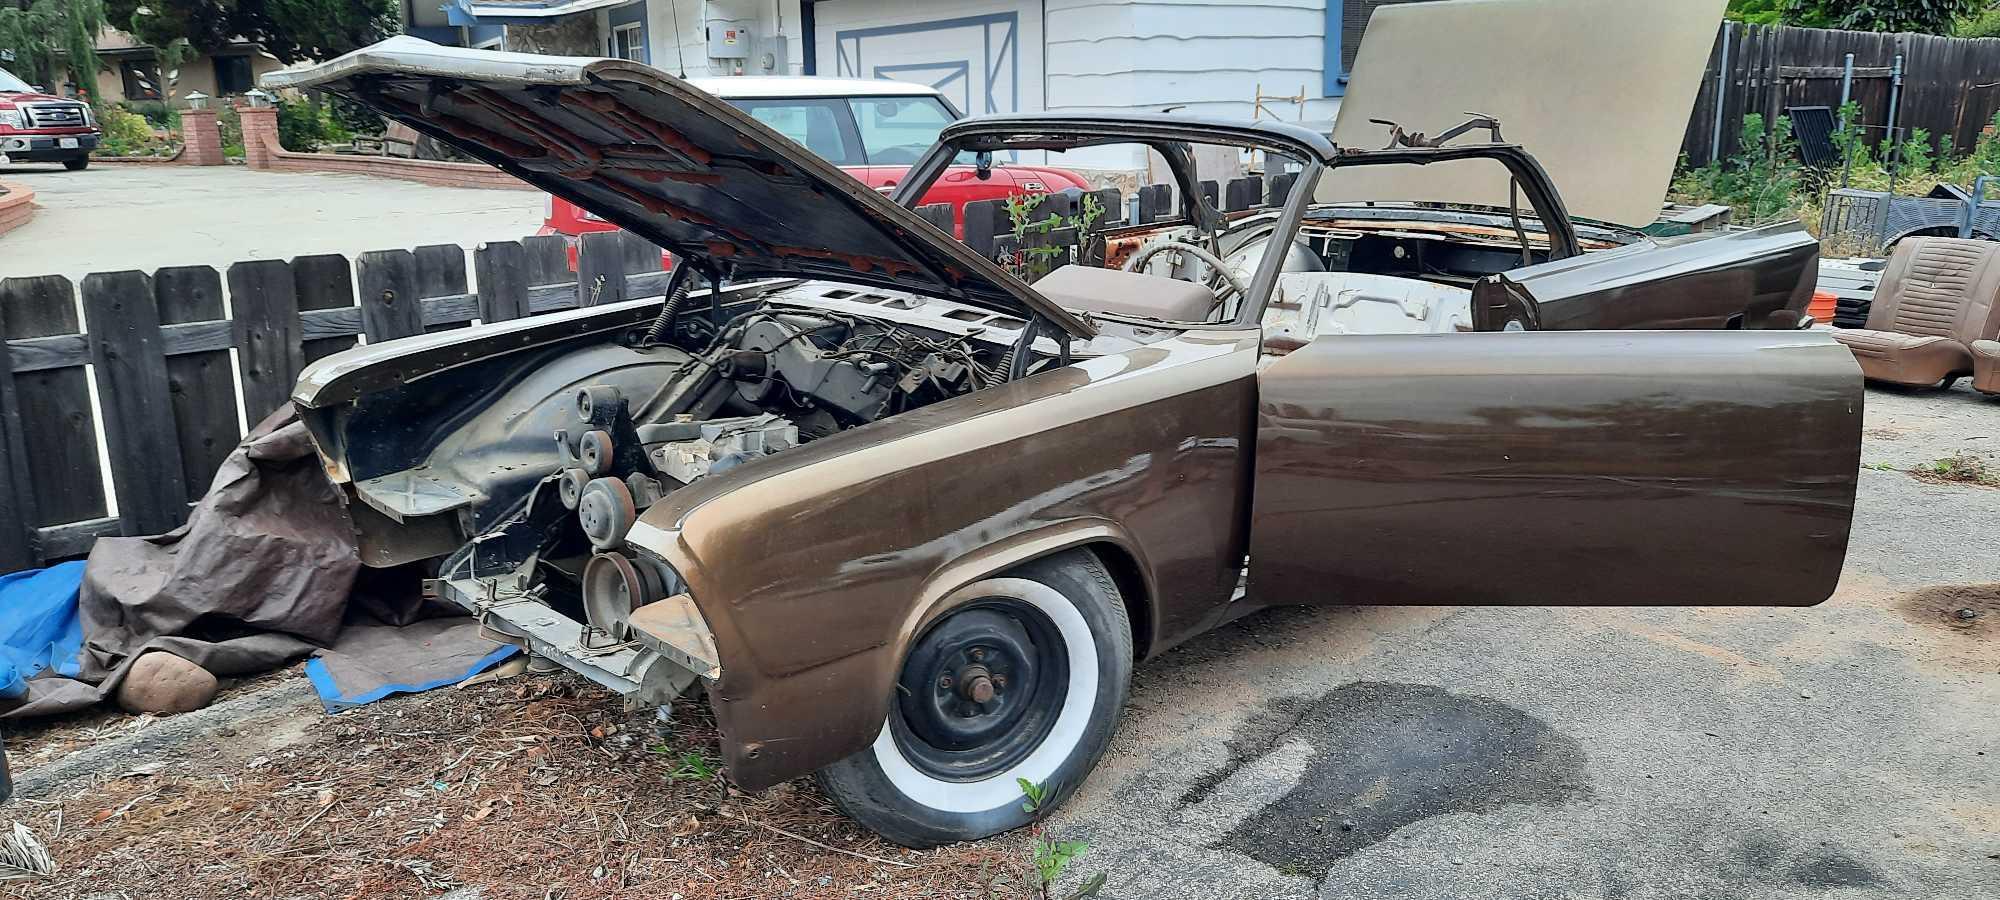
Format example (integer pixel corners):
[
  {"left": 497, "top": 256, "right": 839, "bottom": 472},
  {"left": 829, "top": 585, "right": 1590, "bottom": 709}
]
[
  {"left": 1831, "top": 329, "right": 1974, "bottom": 386},
  {"left": 1034, "top": 265, "right": 1218, "bottom": 323},
  {"left": 1973, "top": 340, "right": 2000, "bottom": 395},
  {"left": 1865, "top": 237, "right": 2000, "bottom": 343}
]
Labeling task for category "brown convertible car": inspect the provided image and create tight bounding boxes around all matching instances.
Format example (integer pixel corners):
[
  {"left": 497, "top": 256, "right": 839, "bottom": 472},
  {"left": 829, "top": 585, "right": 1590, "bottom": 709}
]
[{"left": 273, "top": 17, "right": 1859, "bottom": 848}]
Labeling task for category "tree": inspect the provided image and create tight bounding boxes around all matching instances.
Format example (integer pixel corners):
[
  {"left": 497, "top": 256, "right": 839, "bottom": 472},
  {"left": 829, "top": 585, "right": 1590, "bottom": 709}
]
[
  {"left": 1779, "top": 0, "right": 1985, "bottom": 34},
  {"left": 0, "top": 0, "right": 107, "bottom": 93},
  {"left": 104, "top": 0, "right": 394, "bottom": 65}
]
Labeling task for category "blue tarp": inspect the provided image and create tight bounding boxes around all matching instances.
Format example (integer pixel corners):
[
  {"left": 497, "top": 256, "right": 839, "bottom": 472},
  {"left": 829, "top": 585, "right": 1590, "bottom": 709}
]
[{"left": 0, "top": 562, "right": 86, "bottom": 701}]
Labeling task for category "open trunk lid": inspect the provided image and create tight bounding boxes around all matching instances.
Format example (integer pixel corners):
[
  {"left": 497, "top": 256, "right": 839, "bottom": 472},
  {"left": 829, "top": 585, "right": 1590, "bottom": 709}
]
[
  {"left": 1320, "top": 0, "right": 1726, "bottom": 228},
  {"left": 265, "top": 37, "right": 1090, "bottom": 337}
]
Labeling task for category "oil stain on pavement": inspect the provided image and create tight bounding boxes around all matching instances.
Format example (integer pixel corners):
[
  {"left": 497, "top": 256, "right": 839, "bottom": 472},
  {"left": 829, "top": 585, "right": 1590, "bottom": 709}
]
[{"left": 1181, "top": 681, "right": 1589, "bottom": 875}]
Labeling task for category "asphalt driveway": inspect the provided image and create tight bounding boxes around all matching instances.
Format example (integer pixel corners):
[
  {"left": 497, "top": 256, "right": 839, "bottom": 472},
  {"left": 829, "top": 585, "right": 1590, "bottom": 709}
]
[
  {"left": 0, "top": 162, "right": 546, "bottom": 282},
  {"left": 1056, "top": 384, "right": 2000, "bottom": 899}
]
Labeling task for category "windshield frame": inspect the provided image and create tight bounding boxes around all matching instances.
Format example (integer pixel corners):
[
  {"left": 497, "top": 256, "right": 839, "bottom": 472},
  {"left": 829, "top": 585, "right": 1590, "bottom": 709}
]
[{"left": 0, "top": 68, "right": 34, "bottom": 93}]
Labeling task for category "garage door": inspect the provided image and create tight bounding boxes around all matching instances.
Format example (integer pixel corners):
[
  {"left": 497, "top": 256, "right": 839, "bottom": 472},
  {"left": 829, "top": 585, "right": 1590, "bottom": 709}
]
[{"left": 813, "top": 0, "right": 1043, "bottom": 116}]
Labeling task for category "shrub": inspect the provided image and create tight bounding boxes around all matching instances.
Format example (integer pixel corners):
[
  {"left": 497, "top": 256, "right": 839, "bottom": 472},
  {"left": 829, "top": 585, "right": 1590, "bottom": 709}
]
[
  {"left": 275, "top": 98, "right": 354, "bottom": 152},
  {"left": 117, "top": 99, "right": 178, "bottom": 131},
  {"left": 93, "top": 103, "right": 157, "bottom": 156}
]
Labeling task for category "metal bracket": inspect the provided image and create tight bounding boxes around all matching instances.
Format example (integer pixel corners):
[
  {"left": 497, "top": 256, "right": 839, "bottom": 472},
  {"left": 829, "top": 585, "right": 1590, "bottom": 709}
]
[{"left": 1370, "top": 112, "right": 1505, "bottom": 149}]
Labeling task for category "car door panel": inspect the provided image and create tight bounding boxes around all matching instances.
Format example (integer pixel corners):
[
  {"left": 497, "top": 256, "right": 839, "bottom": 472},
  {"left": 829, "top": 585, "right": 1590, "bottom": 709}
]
[{"left": 1248, "top": 330, "right": 1861, "bottom": 608}]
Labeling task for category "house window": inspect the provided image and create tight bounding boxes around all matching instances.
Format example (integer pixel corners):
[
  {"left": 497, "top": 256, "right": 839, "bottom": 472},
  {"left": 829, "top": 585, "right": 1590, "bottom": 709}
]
[
  {"left": 612, "top": 23, "right": 646, "bottom": 63},
  {"left": 119, "top": 60, "right": 161, "bottom": 100},
  {"left": 213, "top": 55, "right": 253, "bottom": 95}
]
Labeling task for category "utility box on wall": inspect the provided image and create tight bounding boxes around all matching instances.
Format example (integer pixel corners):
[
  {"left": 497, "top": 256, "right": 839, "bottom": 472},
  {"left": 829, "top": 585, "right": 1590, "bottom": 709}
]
[{"left": 707, "top": 22, "right": 754, "bottom": 59}]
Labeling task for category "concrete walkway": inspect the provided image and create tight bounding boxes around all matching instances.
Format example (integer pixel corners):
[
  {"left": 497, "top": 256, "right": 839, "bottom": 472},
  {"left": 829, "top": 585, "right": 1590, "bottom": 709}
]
[{"left": 0, "top": 163, "right": 547, "bottom": 282}]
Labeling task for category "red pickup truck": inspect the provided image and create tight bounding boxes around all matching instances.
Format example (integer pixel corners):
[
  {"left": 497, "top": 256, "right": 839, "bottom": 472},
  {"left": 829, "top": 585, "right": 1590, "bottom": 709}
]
[
  {"left": 541, "top": 76, "right": 1090, "bottom": 268},
  {"left": 0, "top": 67, "right": 99, "bottom": 170}
]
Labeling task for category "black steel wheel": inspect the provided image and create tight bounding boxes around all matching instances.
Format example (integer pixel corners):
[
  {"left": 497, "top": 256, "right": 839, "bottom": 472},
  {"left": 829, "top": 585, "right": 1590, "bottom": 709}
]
[{"left": 815, "top": 550, "right": 1133, "bottom": 848}]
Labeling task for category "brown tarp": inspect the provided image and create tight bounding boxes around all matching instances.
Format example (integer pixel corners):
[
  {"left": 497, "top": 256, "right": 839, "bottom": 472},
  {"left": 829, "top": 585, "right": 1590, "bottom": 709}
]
[{"left": 5, "top": 406, "right": 360, "bottom": 718}]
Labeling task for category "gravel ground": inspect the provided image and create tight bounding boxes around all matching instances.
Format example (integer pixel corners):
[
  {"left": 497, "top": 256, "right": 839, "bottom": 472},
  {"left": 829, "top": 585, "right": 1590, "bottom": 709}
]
[{"left": 1052, "top": 383, "right": 1999, "bottom": 899}]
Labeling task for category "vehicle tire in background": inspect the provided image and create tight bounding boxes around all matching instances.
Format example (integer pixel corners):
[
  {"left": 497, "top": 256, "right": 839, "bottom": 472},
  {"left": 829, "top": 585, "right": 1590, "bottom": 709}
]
[
  {"left": 62, "top": 157, "right": 87, "bottom": 171},
  {"left": 815, "top": 550, "right": 1133, "bottom": 848}
]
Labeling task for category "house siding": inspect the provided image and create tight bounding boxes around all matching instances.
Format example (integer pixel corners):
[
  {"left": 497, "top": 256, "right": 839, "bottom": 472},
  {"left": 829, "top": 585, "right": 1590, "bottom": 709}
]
[{"left": 1046, "top": 0, "right": 1339, "bottom": 126}]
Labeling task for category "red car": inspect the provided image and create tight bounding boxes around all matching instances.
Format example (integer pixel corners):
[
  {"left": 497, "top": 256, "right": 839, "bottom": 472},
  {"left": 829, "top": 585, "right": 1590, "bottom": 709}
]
[
  {"left": 540, "top": 76, "right": 1089, "bottom": 268},
  {"left": 0, "top": 67, "right": 99, "bottom": 170}
]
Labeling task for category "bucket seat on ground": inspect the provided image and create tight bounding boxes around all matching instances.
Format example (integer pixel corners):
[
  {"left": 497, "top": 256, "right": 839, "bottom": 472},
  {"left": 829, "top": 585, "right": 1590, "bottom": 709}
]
[{"left": 1832, "top": 237, "right": 2000, "bottom": 388}]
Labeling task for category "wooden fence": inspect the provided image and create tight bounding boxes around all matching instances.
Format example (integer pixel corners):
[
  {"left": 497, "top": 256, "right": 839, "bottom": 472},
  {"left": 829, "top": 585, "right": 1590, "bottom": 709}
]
[
  {"left": 0, "top": 176, "right": 1291, "bottom": 575},
  {"left": 1682, "top": 22, "right": 2000, "bottom": 168}
]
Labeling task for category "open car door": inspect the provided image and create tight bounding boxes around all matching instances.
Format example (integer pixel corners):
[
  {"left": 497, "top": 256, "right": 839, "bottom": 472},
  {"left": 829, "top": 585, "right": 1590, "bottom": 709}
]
[{"left": 1248, "top": 331, "right": 1861, "bottom": 607}]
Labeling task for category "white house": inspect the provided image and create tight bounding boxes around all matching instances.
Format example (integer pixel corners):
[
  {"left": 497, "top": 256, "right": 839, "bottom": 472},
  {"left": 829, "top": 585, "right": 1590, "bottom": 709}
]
[
  {"left": 407, "top": 1, "right": 1424, "bottom": 129},
  {"left": 397, "top": 0, "right": 1427, "bottom": 177}
]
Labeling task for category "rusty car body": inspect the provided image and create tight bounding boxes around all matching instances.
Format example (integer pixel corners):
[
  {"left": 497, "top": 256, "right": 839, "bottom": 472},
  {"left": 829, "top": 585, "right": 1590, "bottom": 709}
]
[{"left": 270, "top": 29, "right": 1861, "bottom": 847}]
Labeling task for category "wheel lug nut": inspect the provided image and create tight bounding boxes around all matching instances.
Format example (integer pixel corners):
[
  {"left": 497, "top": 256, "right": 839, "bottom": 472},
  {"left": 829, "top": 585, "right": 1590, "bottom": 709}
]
[
  {"left": 970, "top": 648, "right": 985, "bottom": 661},
  {"left": 992, "top": 674, "right": 1007, "bottom": 690},
  {"left": 938, "top": 675, "right": 953, "bottom": 689}
]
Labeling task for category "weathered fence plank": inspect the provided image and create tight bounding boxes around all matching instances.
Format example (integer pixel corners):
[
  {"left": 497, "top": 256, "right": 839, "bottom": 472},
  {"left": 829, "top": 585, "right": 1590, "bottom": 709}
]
[
  {"left": 475, "top": 241, "right": 531, "bottom": 323},
  {"left": 576, "top": 231, "right": 628, "bottom": 307},
  {"left": 962, "top": 198, "right": 1005, "bottom": 259},
  {"left": 0, "top": 299, "right": 38, "bottom": 570},
  {"left": 229, "top": 260, "right": 305, "bottom": 425},
  {"left": 523, "top": 234, "right": 571, "bottom": 287},
  {"left": 1089, "top": 188, "right": 1122, "bottom": 226},
  {"left": 618, "top": 231, "right": 661, "bottom": 275},
  {"left": 1225, "top": 176, "right": 1262, "bottom": 212},
  {"left": 82, "top": 271, "right": 189, "bottom": 536},
  {"left": 357, "top": 250, "right": 423, "bottom": 342},
  {"left": 293, "top": 254, "right": 357, "bottom": 363},
  {"left": 415, "top": 244, "right": 472, "bottom": 331},
  {"left": 1138, "top": 184, "right": 1171, "bottom": 223},
  {"left": 154, "top": 266, "right": 237, "bottom": 502},
  {"left": 915, "top": 202, "right": 954, "bottom": 234},
  {"left": 0, "top": 275, "right": 106, "bottom": 530}
]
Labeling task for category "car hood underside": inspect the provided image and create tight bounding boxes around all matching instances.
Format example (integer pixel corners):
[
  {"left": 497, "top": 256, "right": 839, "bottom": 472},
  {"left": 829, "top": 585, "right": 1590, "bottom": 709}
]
[{"left": 266, "top": 36, "right": 1089, "bottom": 337}]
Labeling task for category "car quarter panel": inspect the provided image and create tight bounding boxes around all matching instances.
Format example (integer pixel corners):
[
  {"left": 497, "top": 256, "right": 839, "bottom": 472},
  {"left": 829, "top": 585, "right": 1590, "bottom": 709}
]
[
  {"left": 630, "top": 333, "right": 1259, "bottom": 790},
  {"left": 1250, "top": 330, "right": 1861, "bottom": 610},
  {"left": 1475, "top": 222, "right": 1820, "bottom": 331}
]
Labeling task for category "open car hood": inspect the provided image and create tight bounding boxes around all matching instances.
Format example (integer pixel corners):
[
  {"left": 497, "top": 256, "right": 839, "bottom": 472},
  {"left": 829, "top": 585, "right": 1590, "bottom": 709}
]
[
  {"left": 1320, "top": 0, "right": 1726, "bottom": 228},
  {"left": 266, "top": 37, "right": 1090, "bottom": 337}
]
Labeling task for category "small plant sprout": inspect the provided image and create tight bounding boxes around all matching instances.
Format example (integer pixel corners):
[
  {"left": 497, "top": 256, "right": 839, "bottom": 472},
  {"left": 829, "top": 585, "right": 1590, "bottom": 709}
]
[{"left": 1016, "top": 778, "right": 1105, "bottom": 900}]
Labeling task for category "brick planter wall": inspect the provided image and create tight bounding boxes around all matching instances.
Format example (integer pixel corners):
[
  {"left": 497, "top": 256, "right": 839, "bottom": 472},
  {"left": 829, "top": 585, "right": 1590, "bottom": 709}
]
[
  {"left": 0, "top": 180, "right": 37, "bottom": 237},
  {"left": 181, "top": 109, "right": 226, "bottom": 166},
  {"left": 240, "top": 105, "right": 533, "bottom": 191}
]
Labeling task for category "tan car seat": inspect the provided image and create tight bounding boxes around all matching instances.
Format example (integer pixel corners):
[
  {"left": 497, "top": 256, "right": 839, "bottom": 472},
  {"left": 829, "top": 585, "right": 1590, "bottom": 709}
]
[
  {"left": 1832, "top": 237, "right": 2000, "bottom": 387},
  {"left": 1973, "top": 340, "right": 2000, "bottom": 395}
]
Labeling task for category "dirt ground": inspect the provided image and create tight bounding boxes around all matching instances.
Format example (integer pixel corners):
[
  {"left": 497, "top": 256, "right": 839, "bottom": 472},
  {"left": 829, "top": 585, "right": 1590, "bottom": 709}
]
[{"left": 2, "top": 383, "right": 1994, "bottom": 900}]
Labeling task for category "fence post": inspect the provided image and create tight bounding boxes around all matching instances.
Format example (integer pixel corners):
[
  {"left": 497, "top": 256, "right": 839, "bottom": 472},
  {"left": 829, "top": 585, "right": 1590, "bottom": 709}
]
[
  {"left": 0, "top": 301, "right": 38, "bottom": 571},
  {"left": 0, "top": 276, "right": 106, "bottom": 543},
  {"left": 1267, "top": 171, "right": 1297, "bottom": 206},
  {"left": 155, "top": 265, "right": 238, "bottom": 501},
  {"left": 576, "top": 231, "right": 628, "bottom": 307},
  {"left": 82, "top": 271, "right": 190, "bottom": 537},
  {"left": 1199, "top": 180, "right": 1219, "bottom": 211},
  {"left": 476, "top": 241, "right": 531, "bottom": 323},
  {"left": 357, "top": 250, "right": 423, "bottom": 342},
  {"left": 229, "top": 259, "right": 304, "bottom": 425},
  {"left": 1711, "top": 23, "right": 1731, "bottom": 164}
]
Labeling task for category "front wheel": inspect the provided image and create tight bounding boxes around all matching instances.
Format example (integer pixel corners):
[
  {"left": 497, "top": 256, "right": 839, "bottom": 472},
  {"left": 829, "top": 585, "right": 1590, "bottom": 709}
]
[
  {"left": 815, "top": 550, "right": 1133, "bottom": 848},
  {"left": 62, "top": 156, "right": 88, "bottom": 171}
]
